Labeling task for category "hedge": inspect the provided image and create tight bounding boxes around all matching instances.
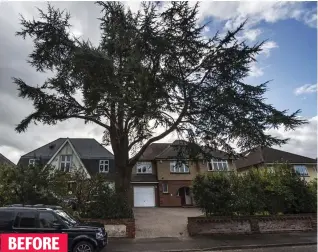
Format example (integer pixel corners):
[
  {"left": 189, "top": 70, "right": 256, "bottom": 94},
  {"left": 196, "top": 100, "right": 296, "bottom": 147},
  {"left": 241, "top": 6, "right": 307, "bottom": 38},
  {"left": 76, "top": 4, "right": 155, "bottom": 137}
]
[{"left": 192, "top": 165, "right": 317, "bottom": 216}]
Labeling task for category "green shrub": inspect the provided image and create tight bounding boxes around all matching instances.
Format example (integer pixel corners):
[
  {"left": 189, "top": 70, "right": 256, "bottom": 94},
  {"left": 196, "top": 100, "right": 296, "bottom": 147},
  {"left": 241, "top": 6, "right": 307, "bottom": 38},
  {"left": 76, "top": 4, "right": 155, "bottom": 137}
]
[
  {"left": 192, "top": 173, "right": 235, "bottom": 216},
  {"left": 192, "top": 165, "right": 317, "bottom": 216}
]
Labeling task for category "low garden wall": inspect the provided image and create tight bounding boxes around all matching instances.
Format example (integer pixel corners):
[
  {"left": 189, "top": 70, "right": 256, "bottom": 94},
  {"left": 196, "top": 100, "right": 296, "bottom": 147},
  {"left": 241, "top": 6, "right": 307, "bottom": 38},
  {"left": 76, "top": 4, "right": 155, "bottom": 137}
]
[
  {"left": 188, "top": 214, "right": 317, "bottom": 236},
  {"left": 81, "top": 218, "right": 135, "bottom": 238}
]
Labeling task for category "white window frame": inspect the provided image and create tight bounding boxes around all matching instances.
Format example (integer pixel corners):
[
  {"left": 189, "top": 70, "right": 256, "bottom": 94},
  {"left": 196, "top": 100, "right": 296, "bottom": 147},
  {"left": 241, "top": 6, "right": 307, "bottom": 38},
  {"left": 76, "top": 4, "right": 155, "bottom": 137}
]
[
  {"left": 136, "top": 162, "right": 152, "bottom": 174},
  {"left": 29, "top": 159, "right": 36, "bottom": 166},
  {"left": 60, "top": 155, "right": 72, "bottom": 172},
  {"left": 207, "top": 159, "right": 229, "bottom": 171},
  {"left": 170, "top": 161, "right": 190, "bottom": 173},
  {"left": 99, "top": 160, "right": 109, "bottom": 173},
  {"left": 162, "top": 183, "right": 168, "bottom": 193},
  {"left": 294, "top": 165, "right": 309, "bottom": 176}
]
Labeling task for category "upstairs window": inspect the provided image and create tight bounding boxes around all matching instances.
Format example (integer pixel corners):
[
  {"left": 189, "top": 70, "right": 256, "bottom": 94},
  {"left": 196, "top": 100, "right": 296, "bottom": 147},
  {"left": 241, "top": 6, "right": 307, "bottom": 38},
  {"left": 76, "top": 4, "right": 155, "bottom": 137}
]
[
  {"left": 29, "top": 159, "right": 36, "bottom": 166},
  {"left": 170, "top": 161, "right": 189, "bottom": 173},
  {"left": 60, "top": 155, "right": 72, "bottom": 172},
  {"left": 136, "top": 162, "right": 152, "bottom": 174},
  {"left": 99, "top": 160, "right": 109, "bottom": 173},
  {"left": 208, "top": 159, "right": 228, "bottom": 171},
  {"left": 294, "top": 165, "right": 309, "bottom": 176}
]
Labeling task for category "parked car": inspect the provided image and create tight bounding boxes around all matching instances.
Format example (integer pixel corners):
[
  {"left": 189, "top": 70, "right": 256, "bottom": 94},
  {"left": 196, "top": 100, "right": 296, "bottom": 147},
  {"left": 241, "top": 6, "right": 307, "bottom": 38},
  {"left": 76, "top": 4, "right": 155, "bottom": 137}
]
[{"left": 0, "top": 204, "right": 107, "bottom": 252}]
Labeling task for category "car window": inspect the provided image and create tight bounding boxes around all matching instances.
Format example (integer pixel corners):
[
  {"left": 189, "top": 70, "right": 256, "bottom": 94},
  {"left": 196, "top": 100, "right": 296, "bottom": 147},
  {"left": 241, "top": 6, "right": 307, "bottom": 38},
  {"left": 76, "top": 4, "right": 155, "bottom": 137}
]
[
  {"left": 13, "top": 211, "right": 37, "bottom": 228},
  {"left": 0, "top": 211, "right": 13, "bottom": 229},
  {"left": 38, "top": 212, "right": 60, "bottom": 228}
]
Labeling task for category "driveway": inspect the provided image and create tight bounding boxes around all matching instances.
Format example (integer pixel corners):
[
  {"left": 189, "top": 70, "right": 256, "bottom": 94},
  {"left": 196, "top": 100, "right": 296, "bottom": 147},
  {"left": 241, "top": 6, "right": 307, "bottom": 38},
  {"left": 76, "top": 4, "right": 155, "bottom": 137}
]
[{"left": 133, "top": 207, "right": 203, "bottom": 238}]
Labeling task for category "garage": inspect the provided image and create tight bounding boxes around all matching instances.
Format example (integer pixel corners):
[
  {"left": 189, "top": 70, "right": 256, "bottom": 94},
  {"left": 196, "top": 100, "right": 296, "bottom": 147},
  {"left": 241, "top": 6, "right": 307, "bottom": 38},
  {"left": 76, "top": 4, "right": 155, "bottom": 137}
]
[{"left": 133, "top": 186, "right": 155, "bottom": 207}]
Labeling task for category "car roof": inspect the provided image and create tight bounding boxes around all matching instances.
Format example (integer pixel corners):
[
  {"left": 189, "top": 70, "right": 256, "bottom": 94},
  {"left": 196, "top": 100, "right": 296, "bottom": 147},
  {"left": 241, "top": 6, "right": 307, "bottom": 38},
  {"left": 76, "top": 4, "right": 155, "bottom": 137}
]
[{"left": 0, "top": 204, "right": 63, "bottom": 211}]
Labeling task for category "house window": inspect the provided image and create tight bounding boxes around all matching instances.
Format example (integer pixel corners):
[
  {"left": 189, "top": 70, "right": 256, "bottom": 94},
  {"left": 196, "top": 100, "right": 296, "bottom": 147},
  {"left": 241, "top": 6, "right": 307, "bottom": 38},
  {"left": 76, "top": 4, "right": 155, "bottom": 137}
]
[
  {"left": 136, "top": 162, "right": 152, "bottom": 174},
  {"left": 170, "top": 161, "right": 190, "bottom": 173},
  {"left": 294, "top": 165, "right": 309, "bottom": 176},
  {"left": 208, "top": 159, "right": 228, "bottom": 171},
  {"left": 60, "top": 155, "right": 72, "bottom": 172},
  {"left": 162, "top": 183, "right": 168, "bottom": 193},
  {"left": 29, "top": 159, "right": 36, "bottom": 166},
  {"left": 99, "top": 160, "right": 109, "bottom": 173}
]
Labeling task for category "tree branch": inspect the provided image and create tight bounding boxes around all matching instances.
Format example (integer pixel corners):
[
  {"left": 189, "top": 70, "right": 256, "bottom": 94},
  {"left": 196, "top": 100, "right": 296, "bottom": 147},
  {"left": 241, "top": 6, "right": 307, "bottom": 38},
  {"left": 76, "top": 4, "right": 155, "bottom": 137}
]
[{"left": 129, "top": 102, "right": 188, "bottom": 165}]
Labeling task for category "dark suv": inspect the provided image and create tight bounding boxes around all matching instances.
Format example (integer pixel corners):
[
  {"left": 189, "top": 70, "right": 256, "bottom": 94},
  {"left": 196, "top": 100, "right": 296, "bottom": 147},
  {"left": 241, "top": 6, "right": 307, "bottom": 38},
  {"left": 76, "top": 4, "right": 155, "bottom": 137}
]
[{"left": 0, "top": 205, "right": 107, "bottom": 252}]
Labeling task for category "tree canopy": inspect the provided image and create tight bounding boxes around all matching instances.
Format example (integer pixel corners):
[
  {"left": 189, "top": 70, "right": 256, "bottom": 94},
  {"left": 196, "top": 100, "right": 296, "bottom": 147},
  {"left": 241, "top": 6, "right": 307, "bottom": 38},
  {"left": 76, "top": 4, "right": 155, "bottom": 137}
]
[{"left": 13, "top": 2, "right": 305, "bottom": 195}]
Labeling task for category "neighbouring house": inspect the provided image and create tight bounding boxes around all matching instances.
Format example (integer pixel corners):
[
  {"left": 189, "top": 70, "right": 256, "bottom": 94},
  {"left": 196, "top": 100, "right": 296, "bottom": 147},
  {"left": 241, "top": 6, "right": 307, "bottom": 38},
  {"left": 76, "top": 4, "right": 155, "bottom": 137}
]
[
  {"left": 0, "top": 153, "right": 16, "bottom": 166},
  {"left": 235, "top": 146, "right": 317, "bottom": 182},
  {"left": 130, "top": 140, "right": 235, "bottom": 207},
  {"left": 18, "top": 138, "right": 115, "bottom": 187}
]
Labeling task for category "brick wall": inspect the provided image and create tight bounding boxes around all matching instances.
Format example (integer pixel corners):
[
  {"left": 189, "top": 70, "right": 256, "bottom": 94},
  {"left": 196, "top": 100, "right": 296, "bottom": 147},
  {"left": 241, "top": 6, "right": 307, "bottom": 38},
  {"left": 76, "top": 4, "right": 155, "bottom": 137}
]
[
  {"left": 188, "top": 214, "right": 316, "bottom": 236},
  {"left": 158, "top": 180, "right": 192, "bottom": 206},
  {"left": 82, "top": 218, "right": 135, "bottom": 238}
]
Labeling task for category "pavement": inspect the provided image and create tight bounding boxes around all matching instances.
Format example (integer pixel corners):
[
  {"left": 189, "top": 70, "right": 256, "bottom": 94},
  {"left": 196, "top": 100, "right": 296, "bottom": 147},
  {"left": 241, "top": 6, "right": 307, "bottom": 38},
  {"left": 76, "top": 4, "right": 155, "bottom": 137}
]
[
  {"left": 106, "top": 232, "right": 317, "bottom": 252},
  {"left": 134, "top": 207, "right": 203, "bottom": 238},
  {"left": 203, "top": 245, "right": 317, "bottom": 252}
]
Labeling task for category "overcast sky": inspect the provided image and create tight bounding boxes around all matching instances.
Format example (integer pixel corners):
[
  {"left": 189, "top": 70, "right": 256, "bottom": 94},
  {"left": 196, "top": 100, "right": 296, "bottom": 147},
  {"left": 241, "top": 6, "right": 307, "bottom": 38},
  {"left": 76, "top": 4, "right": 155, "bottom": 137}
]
[{"left": 0, "top": 1, "right": 317, "bottom": 164}]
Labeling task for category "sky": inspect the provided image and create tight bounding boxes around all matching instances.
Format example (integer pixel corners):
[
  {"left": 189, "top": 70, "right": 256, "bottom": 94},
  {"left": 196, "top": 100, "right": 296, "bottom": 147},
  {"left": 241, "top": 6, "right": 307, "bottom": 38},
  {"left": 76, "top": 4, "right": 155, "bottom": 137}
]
[{"left": 0, "top": 1, "right": 317, "bottom": 164}]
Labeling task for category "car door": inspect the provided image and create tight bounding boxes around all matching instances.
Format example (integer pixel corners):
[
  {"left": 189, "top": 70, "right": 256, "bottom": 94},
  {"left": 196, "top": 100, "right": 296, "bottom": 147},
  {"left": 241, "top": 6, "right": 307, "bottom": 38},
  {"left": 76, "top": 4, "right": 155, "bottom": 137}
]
[
  {"left": 37, "top": 211, "right": 61, "bottom": 233},
  {"left": 12, "top": 211, "right": 39, "bottom": 234}
]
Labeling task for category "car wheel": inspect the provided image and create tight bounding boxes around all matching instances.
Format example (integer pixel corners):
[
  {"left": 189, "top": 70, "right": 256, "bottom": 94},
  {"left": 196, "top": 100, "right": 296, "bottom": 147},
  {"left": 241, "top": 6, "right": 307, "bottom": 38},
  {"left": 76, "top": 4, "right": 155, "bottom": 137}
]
[{"left": 73, "top": 241, "right": 94, "bottom": 252}]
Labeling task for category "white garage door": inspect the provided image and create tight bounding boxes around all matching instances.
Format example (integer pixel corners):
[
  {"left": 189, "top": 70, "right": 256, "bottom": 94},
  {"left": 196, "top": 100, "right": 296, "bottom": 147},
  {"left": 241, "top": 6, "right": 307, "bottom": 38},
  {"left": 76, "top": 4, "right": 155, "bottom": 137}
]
[{"left": 133, "top": 186, "right": 155, "bottom": 207}]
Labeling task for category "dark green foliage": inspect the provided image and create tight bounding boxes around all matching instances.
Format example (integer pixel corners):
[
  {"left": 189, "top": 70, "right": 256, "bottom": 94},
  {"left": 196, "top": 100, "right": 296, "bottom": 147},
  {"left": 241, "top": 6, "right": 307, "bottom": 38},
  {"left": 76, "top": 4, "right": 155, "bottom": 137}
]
[
  {"left": 192, "top": 173, "right": 234, "bottom": 216},
  {"left": 14, "top": 2, "right": 305, "bottom": 195},
  {"left": 81, "top": 186, "right": 133, "bottom": 219},
  {"left": 0, "top": 164, "right": 68, "bottom": 206},
  {"left": 193, "top": 166, "right": 317, "bottom": 216}
]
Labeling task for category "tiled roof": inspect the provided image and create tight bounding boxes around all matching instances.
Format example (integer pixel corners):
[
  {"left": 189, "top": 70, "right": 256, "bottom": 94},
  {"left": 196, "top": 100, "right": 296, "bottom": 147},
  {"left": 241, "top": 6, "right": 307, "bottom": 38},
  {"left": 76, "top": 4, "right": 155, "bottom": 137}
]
[
  {"left": 235, "top": 146, "right": 316, "bottom": 169},
  {"left": 22, "top": 138, "right": 114, "bottom": 159}
]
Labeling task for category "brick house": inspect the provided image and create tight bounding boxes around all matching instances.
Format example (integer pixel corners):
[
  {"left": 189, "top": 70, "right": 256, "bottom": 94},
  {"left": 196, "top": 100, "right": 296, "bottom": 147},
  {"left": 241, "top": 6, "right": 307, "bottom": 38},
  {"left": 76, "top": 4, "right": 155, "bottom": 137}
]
[{"left": 130, "top": 140, "right": 235, "bottom": 207}]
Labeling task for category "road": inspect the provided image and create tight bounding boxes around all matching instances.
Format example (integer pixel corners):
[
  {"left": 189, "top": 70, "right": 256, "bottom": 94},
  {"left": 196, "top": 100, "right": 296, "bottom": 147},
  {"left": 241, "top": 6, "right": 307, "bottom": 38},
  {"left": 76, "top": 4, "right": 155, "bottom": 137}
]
[{"left": 210, "top": 245, "right": 317, "bottom": 252}]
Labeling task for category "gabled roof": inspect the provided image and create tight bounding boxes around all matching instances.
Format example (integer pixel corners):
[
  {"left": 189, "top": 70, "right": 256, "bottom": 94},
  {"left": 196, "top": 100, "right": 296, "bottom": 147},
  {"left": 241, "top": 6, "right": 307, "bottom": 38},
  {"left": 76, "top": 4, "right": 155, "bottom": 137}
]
[
  {"left": 235, "top": 146, "right": 317, "bottom": 169},
  {"left": 0, "top": 153, "right": 15, "bottom": 166},
  {"left": 21, "top": 138, "right": 114, "bottom": 159}
]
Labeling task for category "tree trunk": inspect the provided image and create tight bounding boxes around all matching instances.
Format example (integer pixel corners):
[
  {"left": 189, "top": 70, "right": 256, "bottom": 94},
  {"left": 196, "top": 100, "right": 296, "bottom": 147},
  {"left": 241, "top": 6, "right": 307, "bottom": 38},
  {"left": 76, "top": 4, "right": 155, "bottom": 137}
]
[{"left": 111, "top": 132, "right": 133, "bottom": 204}]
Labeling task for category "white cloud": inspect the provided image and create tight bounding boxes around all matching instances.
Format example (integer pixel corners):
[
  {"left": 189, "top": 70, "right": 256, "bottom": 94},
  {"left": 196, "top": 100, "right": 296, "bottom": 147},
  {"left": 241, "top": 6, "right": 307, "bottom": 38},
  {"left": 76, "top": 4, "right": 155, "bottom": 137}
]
[
  {"left": 294, "top": 84, "right": 317, "bottom": 96},
  {"left": 242, "top": 28, "right": 262, "bottom": 42},
  {"left": 249, "top": 62, "right": 264, "bottom": 77},
  {"left": 267, "top": 116, "right": 317, "bottom": 158},
  {"left": 261, "top": 41, "right": 279, "bottom": 57}
]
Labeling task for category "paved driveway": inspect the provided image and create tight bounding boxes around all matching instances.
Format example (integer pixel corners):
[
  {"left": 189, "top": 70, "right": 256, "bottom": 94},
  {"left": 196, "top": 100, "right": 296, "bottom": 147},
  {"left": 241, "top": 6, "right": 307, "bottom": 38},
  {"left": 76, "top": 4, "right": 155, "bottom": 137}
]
[{"left": 134, "top": 207, "right": 203, "bottom": 238}]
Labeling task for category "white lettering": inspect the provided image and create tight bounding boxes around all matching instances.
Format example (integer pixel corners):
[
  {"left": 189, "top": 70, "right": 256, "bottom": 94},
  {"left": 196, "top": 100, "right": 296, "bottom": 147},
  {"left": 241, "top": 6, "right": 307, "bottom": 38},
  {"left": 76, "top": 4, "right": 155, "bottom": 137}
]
[
  {"left": 25, "top": 237, "right": 32, "bottom": 250},
  {"left": 33, "top": 237, "right": 42, "bottom": 250},
  {"left": 43, "top": 237, "right": 51, "bottom": 250},
  {"left": 8, "top": 237, "right": 16, "bottom": 250},
  {"left": 17, "top": 237, "right": 24, "bottom": 250},
  {"left": 7, "top": 236, "right": 61, "bottom": 251},
  {"left": 52, "top": 237, "right": 59, "bottom": 250}
]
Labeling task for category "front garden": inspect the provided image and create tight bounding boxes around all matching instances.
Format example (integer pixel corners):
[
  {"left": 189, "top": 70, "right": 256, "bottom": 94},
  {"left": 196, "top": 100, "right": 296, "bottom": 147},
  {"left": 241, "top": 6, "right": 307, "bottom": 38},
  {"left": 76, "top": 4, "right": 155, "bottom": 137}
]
[{"left": 189, "top": 165, "right": 317, "bottom": 236}]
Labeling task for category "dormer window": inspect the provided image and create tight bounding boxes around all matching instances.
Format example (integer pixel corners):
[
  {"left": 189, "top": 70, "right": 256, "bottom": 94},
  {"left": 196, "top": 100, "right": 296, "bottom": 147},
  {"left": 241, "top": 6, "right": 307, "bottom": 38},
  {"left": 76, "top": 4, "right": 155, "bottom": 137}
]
[
  {"left": 60, "top": 155, "right": 72, "bottom": 172},
  {"left": 137, "top": 162, "right": 152, "bottom": 174},
  {"left": 99, "top": 160, "right": 109, "bottom": 173}
]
